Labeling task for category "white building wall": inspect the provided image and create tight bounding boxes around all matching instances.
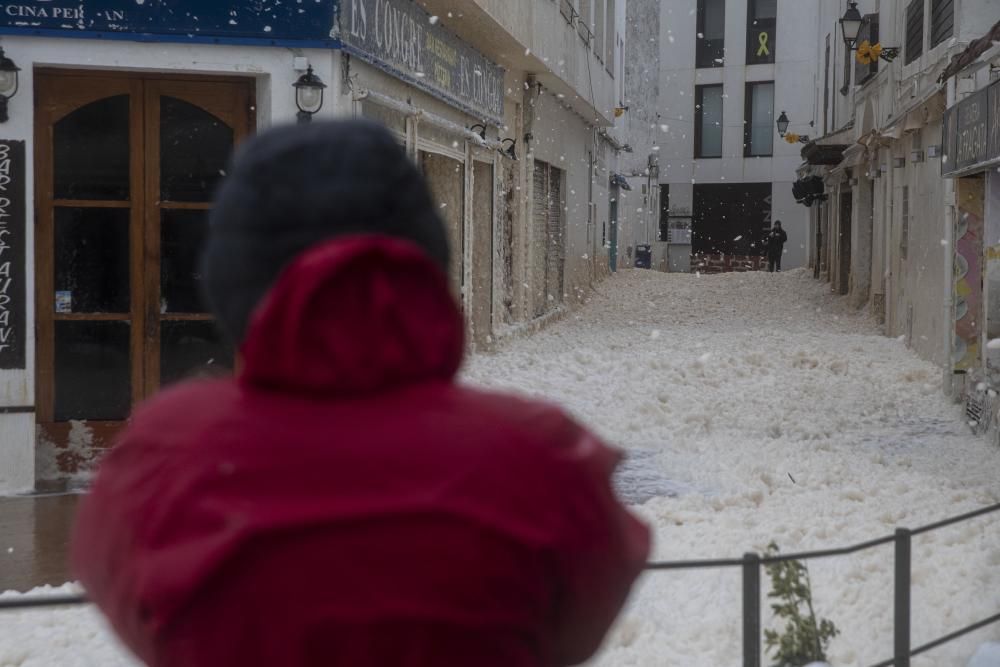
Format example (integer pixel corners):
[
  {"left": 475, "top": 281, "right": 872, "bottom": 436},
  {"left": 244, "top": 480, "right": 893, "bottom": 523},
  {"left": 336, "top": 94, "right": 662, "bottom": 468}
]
[
  {"left": 0, "top": 0, "right": 640, "bottom": 492},
  {"left": 418, "top": 0, "right": 621, "bottom": 126},
  {"left": 530, "top": 91, "right": 608, "bottom": 296},
  {"left": 806, "top": 0, "right": 999, "bottom": 377},
  {"left": 658, "top": 0, "right": 820, "bottom": 270},
  {"left": 0, "top": 37, "right": 337, "bottom": 493}
]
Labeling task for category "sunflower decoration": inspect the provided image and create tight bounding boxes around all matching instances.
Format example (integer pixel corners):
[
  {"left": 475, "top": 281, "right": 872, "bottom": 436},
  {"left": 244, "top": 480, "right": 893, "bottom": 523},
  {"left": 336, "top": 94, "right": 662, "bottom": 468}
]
[
  {"left": 856, "top": 40, "right": 883, "bottom": 65},
  {"left": 784, "top": 132, "right": 800, "bottom": 144}
]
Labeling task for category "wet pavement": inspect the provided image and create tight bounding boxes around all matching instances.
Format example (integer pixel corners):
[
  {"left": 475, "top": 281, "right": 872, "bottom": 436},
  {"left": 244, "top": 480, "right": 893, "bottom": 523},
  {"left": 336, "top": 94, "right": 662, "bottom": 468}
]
[{"left": 0, "top": 493, "right": 80, "bottom": 593}]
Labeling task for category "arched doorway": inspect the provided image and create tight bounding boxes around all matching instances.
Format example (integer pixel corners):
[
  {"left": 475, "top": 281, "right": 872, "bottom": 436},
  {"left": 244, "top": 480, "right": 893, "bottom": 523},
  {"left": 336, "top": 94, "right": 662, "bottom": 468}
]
[{"left": 34, "top": 71, "right": 254, "bottom": 454}]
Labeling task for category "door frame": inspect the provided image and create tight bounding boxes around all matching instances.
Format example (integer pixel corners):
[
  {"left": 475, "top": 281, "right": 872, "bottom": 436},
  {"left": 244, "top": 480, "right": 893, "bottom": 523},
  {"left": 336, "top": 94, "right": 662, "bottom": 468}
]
[
  {"left": 839, "top": 190, "right": 853, "bottom": 296},
  {"left": 33, "top": 69, "right": 255, "bottom": 450}
]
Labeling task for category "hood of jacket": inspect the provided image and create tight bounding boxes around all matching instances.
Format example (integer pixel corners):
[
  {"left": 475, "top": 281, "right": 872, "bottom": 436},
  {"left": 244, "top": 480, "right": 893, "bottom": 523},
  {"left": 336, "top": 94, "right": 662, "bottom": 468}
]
[{"left": 239, "top": 235, "right": 464, "bottom": 396}]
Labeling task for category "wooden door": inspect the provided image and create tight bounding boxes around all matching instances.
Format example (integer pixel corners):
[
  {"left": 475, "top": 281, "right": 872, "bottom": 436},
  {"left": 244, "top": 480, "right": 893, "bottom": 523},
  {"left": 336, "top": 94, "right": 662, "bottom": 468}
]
[
  {"left": 470, "top": 159, "right": 494, "bottom": 347},
  {"left": 839, "top": 190, "right": 853, "bottom": 296},
  {"left": 35, "top": 71, "right": 254, "bottom": 450}
]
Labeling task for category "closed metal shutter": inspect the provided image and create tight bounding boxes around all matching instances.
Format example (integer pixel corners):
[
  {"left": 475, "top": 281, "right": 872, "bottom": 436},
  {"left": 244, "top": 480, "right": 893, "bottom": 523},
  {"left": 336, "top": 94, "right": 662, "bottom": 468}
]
[
  {"left": 546, "top": 166, "right": 565, "bottom": 307},
  {"left": 532, "top": 161, "right": 549, "bottom": 318}
]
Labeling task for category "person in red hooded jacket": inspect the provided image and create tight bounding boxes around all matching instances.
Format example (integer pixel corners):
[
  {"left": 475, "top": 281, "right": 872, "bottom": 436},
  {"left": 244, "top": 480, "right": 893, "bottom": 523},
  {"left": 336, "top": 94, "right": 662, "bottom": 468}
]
[{"left": 72, "top": 120, "right": 651, "bottom": 667}]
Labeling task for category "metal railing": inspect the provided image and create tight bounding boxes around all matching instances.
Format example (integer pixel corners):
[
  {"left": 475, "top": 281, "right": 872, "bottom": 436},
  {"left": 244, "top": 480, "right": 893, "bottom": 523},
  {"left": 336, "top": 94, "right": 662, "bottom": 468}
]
[
  {"left": 646, "top": 501, "right": 1000, "bottom": 667},
  {"left": 4, "top": 502, "right": 1000, "bottom": 667}
]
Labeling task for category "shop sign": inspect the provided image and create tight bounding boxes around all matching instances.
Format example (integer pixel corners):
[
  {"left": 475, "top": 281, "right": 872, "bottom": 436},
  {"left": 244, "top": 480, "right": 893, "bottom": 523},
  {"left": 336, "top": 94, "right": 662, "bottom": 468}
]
[
  {"left": 942, "top": 79, "right": 1000, "bottom": 177},
  {"left": 990, "top": 81, "right": 1000, "bottom": 163},
  {"left": 337, "top": 0, "right": 504, "bottom": 125},
  {"left": 0, "top": 140, "right": 25, "bottom": 370},
  {"left": 0, "top": 1, "right": 340, "bottom": 46}
]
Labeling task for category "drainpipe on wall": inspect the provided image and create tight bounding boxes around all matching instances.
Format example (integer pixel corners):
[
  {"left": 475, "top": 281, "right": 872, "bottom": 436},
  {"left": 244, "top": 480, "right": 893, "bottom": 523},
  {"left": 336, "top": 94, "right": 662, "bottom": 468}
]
[
  {"left": 590, "top": 129, "right": 598, "bottom": 286},
  {"left": 884, "top": 157, "right": 893, "bottom": 334},
  {"left": 943, "top": 76, "right": 957, "bottom": 398}
]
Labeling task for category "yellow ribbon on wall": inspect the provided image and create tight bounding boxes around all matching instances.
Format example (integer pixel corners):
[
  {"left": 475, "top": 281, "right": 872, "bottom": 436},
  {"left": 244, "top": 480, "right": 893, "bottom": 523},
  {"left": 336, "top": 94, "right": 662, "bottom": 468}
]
[{"left": 757, "top": 32, "right": 770, "bottom": 57}]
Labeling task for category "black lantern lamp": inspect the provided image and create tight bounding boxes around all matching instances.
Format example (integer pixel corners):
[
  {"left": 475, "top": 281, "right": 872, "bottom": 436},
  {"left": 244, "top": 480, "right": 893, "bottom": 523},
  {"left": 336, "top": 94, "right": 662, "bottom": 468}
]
[
  {"left": 499, "top": 138, "right": 518, "bottom": 161},
  {"left": 293, "top": 66, "right": 326, "bottom": 123},
  {"left": 776, "top": 110, "right": 790, "bottom": 137},
  {"left": 839, "top": 2, "right": 864, "bottom": 49},
  {"left": 840, "top": 2, "right": 900, "bottom": 62},
  {"left": 470, "top": 124, "right": 487, "bottom": 141},
  {"left": 0, "top": 48, "right": 20, "bottom": 124},
  {"left": 776, "top": 111, "right": 810, "bottom": 143}
]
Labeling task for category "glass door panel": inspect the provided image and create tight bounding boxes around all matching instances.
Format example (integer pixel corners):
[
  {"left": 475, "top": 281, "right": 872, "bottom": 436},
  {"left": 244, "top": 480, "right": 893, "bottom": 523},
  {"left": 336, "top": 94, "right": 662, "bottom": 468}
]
[
  {"left": 160, "top": 209, "right": 209, "bottom": 314},
  {"left": 160, "top": 321, "right": 231, "bottom": 386},
  {"left": 53, "top": 95, "right": 131, "bottom": 201},
  {"left": 160, "top": 96, "right": 234, "bottom": 203},
  {"left": 144, "top": 80, "right": 249, "bottom": 393},
  {"left": 36, "top": 72, "right": 252, "bottom": 452},
  {"left": 54, "top": 320, "right": 131, "bottom": 421},
  {"left": 54, "top": 207, "right": 130, "bottom": 314}
]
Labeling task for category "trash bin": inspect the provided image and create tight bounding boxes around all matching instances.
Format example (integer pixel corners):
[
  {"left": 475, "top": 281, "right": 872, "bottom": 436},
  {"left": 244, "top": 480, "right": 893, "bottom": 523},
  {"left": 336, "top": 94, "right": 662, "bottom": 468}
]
[{"left": 634, "top": 244, "right": 652, "bottom": 269}]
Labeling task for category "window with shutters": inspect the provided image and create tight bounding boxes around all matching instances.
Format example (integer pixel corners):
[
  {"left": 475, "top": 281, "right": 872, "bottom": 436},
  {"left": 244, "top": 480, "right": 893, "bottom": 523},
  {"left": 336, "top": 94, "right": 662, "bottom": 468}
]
[
  {"left": 901, "top": 185, "right": 909, "bottom": 259},
  {"left": 930, "top": 0, "right": 954, "bottom": 49},
  {"left": 905, "top": 0, "right": 924, "bottom": 65},
  {"left": 841, "top": 27, "right": 852, "bottom": 95},
  {"left": 695, "top": 84, "right": 724, "bottom": 158},
  {"left": 606, "top": 0, "right": 616, "bottom": 74},
  {"left": 578, "top": 0, "right": 594, "bottom": 45},
  {"left": 697, "top": 0, "right": 725, "bottom": 68},
  {"left": 855, "top": 14, "right": 879, "bottom": 86},
  {"left": 594, "top": 0, "right": 605, "bottom": 63},
  {"left": 824, "top": 34, "right": 831, "bottom": 134},
  {"left": 531, "top": 161, "right": 565, "bottom": 318}
]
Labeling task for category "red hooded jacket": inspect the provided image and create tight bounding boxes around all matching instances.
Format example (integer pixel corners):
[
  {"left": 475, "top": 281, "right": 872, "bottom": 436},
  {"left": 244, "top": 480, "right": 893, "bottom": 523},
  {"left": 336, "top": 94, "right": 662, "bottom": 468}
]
[{"left": 72, "top": 237, "right": 651, "bottom": 667}]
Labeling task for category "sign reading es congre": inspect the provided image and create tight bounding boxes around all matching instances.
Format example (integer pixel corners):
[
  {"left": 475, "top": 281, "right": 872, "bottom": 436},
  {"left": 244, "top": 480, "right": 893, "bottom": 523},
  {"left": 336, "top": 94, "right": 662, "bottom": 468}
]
[{"left": 0, "top": 1, "right": 340, "bottom": 45}]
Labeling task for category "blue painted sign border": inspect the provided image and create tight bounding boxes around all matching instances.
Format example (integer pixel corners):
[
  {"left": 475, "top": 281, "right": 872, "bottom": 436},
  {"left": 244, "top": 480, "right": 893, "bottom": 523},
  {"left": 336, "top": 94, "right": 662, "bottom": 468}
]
[{"left": 0, "top": 1, "right": 341, "bottom": 47}]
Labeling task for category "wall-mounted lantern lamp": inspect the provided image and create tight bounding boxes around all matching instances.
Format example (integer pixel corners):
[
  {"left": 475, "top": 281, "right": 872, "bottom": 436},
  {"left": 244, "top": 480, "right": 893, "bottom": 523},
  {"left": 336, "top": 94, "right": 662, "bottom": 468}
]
[
  {"left": 499, "top": 138, "right": 518, "bottom": 161},
  {"left": 839, "top": 2, "right": 864, "bottom": 49},
  {"left": 470, "top": 124, "right": 487, "bottom": 141},
  {"left": 776, "top": 111, "right": 810, "bottom": 143},
  {"left": 841, "top": 2, "right": 900, "bottom": 63},
  {"left": 293, "top": 66, "right": 326, "bottom": 124},
  {"left": 0, "top": 48, "right": 20, "bottom": 124}
]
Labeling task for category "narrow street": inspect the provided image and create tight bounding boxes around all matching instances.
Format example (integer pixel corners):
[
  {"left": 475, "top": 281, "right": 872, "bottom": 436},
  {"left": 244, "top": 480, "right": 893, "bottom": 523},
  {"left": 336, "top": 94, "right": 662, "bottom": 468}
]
[
  {"left": 466, "top": 269, "right": 1000, "bottom": 667},
  {"left": 4, "top": 269, "right": 1000, "bottom": 666}
]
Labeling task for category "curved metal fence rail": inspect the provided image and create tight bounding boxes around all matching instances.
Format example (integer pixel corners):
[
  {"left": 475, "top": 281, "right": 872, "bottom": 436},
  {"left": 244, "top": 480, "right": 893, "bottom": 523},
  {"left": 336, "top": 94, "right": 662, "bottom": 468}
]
[{"left": 4, "top": 501, "right": 1000, "bottom": 667}]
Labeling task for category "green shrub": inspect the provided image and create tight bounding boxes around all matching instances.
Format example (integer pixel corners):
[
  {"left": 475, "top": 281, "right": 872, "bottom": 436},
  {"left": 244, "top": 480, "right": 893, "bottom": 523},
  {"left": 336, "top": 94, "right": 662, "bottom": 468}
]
[{"left": 763, "top": 542, "right": 839, "bottom": 667}]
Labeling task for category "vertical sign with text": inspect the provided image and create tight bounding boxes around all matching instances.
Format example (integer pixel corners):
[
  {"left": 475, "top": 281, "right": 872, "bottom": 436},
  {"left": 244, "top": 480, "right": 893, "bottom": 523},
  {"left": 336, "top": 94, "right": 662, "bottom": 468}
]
[{"left": 0, "top": 140, "right": 24, "bottom": 369}]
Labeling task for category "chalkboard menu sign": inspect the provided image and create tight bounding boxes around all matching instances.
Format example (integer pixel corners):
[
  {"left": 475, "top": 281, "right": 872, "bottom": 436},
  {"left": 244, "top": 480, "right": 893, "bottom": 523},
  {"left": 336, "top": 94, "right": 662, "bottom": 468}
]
[{"left": 0, "top": 140, "right": 25, "bottom": 369}]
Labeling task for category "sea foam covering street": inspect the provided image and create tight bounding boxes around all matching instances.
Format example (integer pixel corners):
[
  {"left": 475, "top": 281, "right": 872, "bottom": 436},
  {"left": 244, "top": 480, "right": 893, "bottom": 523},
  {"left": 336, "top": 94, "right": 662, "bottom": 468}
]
[{"left": 4, "top": 269, "right": 1000, "bottom": 666}]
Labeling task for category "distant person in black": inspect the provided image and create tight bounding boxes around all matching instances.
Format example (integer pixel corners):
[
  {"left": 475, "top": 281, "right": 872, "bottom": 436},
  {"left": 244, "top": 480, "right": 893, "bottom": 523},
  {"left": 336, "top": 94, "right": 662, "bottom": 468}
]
[{"left": 767, "top": 221, "right": 788, "bottom": 273}]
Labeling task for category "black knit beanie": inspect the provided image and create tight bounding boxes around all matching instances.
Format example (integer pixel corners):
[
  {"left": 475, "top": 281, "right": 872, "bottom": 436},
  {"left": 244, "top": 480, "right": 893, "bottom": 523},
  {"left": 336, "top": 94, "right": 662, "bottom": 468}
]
[{"left": 202, "top": 120, "right": 450, "bottom": 343}]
